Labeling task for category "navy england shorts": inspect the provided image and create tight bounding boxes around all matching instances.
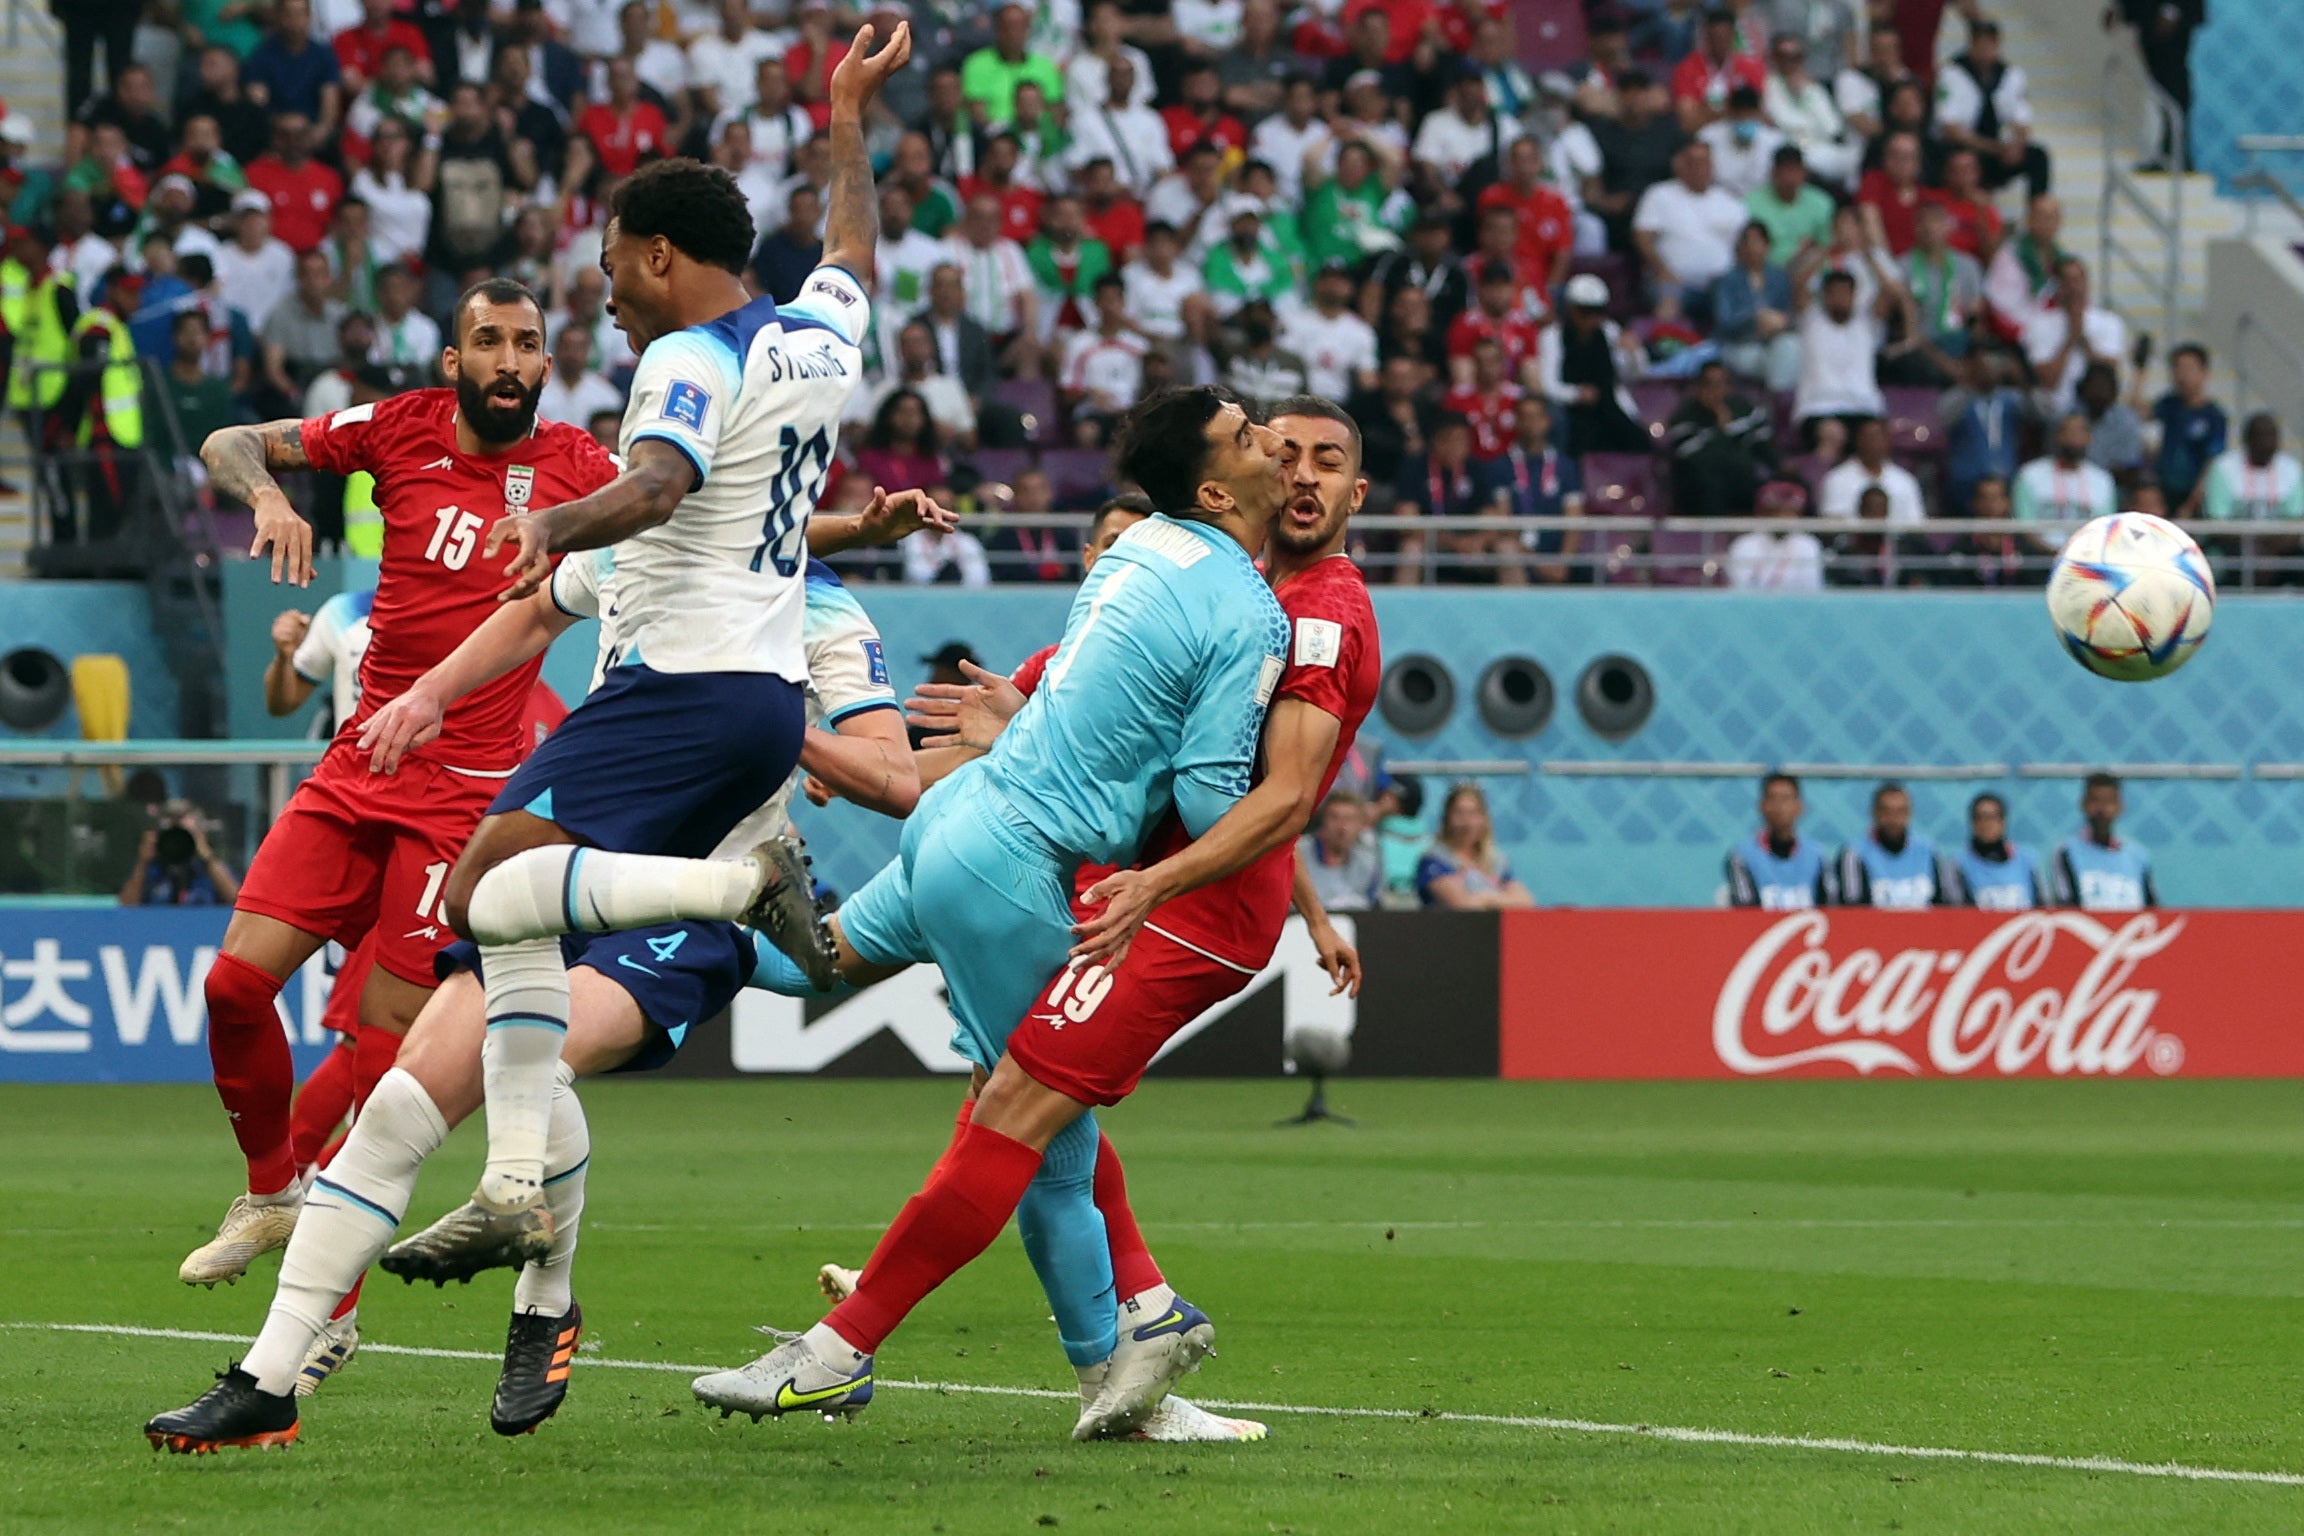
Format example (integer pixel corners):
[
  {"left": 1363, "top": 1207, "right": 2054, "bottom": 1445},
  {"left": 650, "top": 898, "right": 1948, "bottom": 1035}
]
[{"left": 435, "top": 921, "right": 754, "bottom": 1074}]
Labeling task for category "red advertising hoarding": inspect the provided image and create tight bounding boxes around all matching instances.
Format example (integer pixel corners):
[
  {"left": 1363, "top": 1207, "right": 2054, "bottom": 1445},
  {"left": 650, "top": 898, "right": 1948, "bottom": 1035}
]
[{"left": 1501, "top": 910, "right": 2304, "bottom": 1080}]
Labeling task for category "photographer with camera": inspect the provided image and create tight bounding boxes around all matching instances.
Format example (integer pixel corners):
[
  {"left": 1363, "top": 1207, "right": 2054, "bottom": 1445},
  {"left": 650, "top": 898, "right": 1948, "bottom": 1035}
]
[{"left": 120, "top": 799, "right": 241, "bottom": 906}]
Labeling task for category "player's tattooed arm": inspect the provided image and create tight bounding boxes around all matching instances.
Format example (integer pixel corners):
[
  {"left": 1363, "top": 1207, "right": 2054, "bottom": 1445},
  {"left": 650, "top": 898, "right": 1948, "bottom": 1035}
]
[
  {"left": 487, "top": 441, "right": 696, "bottom": 601},
  {"left": 204, "top": 419, "right": 316, "bottom": 586},
  {"left": 820, "top": 19, "right": 911, "bottom": 284}
]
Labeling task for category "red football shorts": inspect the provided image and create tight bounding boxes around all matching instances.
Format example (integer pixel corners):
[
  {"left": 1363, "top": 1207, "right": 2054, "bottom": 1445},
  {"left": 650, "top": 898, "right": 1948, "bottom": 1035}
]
[
  {"left": 317, "top": 930, "right": 379, "bottom": 1036},
  {"left": 234, "top": 741, "right": 500, "bottom": 988},
  {"left": 1004, "top": 927, "right": 1255, "bottom": 1107}
]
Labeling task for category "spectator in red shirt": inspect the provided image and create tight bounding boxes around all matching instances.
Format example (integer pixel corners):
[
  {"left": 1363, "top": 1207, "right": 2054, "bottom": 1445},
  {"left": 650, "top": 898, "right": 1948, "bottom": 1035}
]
[
  {"left": 957, "top": 132, "right": 1046, "bottom": 246},
  {"left": 1160, "top": 63, "right": 1248, "bottom": 165},
  {"left": 1343, "top": 0, "right": 1440, "bottom": 65},
  {"left": 1446, "top": 262, "right": 1542, "bottom": 389},
  {"left": 1671, "top": 8, "right": 1766, "bottom": 133},
  {"left": 1464, "top": 204, "right": 1552, "bottom": 326},
  {"left": 785, "top": 0, "right": 851, "bottom": 135},
  {"left": 335, "top": 0, "right": 432, "bottom": 95},
  {"left": 243, "top": 112, "right": 343, "bottom": 253},
  {"left": 1927, "top": 147, "right": 2004, "bottom": 260},
  {"left": 1075, "top": 157, "right": 1146, "bottom": 262},
  {"left": 577, "top": 58, "right": 670, "bottom": 179},
  {"left": 1442, "top": 337, "right": 1524, "bottom": 460},
  {"left": 1476, "top": 138, "right": 1575, "bottom": 295},
  {"left": 1858, "top": 130, "right": 1927, "bottom": 256}
]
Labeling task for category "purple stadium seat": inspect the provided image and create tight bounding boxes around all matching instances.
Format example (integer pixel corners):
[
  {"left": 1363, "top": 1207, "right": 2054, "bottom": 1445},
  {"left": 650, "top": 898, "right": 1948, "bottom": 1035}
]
[
  {"left": 1518, "top": 0, "right": 1587, "bottom": 72},
  {"left": 1039, "top": 448, "right": 1109, "bottom": 506},
  {"left": 1650, "top": 528, "right": 1724, "bottom": 586},
  {"left": 1884, "top": 386, "right": 1946, "bottom": 458},
  {"left": 1779, "top": 453, "right": 1832, "bottom": 504},
  {"left": 967, "top": 448, "right": 1032, "bottom": 490},
  {"left": 993, "top": 378, "right": 1060, "bottom": 444},
  {"left": 1581, "top": 452, "right": 1663, "bottom": 517},
  {"left": 1630, "top": 380, "right": 1679, "bottom": 442}
]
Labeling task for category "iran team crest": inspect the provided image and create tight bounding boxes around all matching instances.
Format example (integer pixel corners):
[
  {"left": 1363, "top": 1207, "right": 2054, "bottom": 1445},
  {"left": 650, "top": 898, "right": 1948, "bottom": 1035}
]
[{"left": 505, "top": 465, "right": 535, "bottom": 508}]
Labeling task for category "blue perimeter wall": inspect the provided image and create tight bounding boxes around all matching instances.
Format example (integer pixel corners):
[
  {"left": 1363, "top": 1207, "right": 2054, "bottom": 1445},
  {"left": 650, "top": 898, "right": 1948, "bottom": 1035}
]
[{"left": 44, "top": 564, "right": 2297, "bottom": 909}]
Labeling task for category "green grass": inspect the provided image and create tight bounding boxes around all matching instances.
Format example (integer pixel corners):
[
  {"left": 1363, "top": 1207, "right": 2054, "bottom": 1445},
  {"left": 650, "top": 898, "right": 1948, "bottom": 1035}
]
[{"left": 7, "top": 1078, "right": 2304, "bottom": 1533}]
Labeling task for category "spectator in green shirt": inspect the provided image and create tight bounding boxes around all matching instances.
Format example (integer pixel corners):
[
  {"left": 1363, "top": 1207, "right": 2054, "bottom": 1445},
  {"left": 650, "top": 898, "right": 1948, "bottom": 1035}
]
[
  {"left": 1302, "top": 141, "right": 1410, "bottom": 272},
  {"left": 162, "top": 309, "right": 241, "bottom": 455},
  {"left": 1745, "top": 145, "right": 1835, "bottom": 266},
  {"left": 1204, "top": 204, "right": 1296, "bottom": 317},
  {"left": 1024, "top": 194, "right": 1113, "bottom": 340},
  {"left": 960, "top": 3, "right": 1064, "bottom": 128}
]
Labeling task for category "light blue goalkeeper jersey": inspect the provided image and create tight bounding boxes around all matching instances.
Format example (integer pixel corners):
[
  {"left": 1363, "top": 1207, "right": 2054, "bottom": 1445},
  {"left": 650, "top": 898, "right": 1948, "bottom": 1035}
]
[{"left": 977, "top": 513, "right": 1290, "bottom": 866}]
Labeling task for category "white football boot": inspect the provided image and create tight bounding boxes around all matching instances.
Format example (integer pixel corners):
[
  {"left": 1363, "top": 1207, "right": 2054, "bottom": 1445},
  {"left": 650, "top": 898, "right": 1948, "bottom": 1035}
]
[
  {"left": 179, "top": 1189, "right": 302, "bottom": 1286},
  {"left": 293, "top": 1311, "right": 360, "bottom": 1397},
  {"left": 693, "top": 1327, "right": 874, "bottom": 1422}
]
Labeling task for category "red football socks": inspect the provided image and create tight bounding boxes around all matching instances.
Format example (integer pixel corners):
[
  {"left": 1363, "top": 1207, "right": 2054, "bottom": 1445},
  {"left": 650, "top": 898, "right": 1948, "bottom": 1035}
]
[
  {"left": 204, "top": 951, "right": 297, "bottom": 1195},
  {"left": 1093, "top": 1130, "right": 1164, "bottom": 1300},
  {"left": 349, "top": 1020, "right": 402, "bottom": 1111},
  {"left": 287, "top": 1041, "right": 357, "bottom": 1168},
  {"left": 827, "top": 1122, "right": 1043, "bottom": 1355}
]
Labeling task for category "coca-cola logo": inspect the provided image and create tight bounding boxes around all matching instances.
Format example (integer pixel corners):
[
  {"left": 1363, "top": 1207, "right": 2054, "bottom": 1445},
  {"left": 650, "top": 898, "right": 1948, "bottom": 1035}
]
[{"left": 1713, "top": 912, "right": 2187, "bottom": 1077}]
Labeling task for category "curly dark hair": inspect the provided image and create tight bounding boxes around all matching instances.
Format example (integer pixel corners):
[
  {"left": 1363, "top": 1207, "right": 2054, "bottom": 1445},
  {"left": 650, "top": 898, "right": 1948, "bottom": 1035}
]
[{"left": 609, "top": 157, "right": 755, "bottom": 276}]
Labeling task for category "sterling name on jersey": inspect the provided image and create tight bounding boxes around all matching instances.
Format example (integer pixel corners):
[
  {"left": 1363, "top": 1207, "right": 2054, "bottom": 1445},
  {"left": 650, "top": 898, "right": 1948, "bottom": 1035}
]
[
  {"left": 981, "top": 513, "right": 1290, "bottom": 867},
  {"left": 551, "top": 549, "right": 896, "bottom": 848},
  {"left": 613, "top": 264, "right": 870, "bottom": 681}
]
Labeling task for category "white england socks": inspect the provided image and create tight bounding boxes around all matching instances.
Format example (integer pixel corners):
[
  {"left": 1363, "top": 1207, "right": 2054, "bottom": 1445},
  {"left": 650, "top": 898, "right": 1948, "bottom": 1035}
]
[
  {"left": 242, "top": 1068, "right": 449, "bottom": 1396},
  {"left": 511, "top": 1065, "right": 589, "bottom": 1317},
  {"left": 463, "top": 844, "right": 758, "bottom": 946},
  {"left": 477, "top": 937, "right": 569, "bottom": 1208}
]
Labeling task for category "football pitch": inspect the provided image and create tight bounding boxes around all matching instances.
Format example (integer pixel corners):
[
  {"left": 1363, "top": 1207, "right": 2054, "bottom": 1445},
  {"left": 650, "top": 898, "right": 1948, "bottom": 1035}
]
[{"left": 7, "top": 1076, "right": 2304, "bottom": 1534}]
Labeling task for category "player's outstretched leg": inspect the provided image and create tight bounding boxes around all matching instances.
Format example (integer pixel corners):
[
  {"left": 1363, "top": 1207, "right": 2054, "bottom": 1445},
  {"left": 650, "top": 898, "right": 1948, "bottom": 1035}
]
[
  {"left": 490, "top": 1066, "right": 589, "bottom": 1436},
  {"left": 181, "top": 947, "right": 308, "bottom": 1287}
]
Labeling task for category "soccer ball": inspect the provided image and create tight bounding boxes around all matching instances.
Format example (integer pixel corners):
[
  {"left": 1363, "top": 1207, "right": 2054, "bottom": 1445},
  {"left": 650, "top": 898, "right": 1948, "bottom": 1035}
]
[{"left": 2045, "top": 512, "right": 2216, "bottom": 682}]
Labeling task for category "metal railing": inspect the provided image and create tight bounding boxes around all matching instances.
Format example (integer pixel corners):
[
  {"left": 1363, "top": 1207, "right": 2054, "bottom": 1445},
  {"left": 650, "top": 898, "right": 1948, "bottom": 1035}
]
[
  {"left": 2098, "top": 48, "right": 2186, "bottom": 353},
  {"left": 887, "top": 513, "right": 2304, "bottom": 587},
  {"left": 2234, "top": 135, "right": 2304, "bottom": 237}
]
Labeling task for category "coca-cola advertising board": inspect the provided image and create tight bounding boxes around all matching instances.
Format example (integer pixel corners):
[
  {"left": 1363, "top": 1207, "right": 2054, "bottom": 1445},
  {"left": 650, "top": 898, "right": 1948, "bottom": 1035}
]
[{"left": 1500, "top": 910, "right": 2304, "bottom": 1080}]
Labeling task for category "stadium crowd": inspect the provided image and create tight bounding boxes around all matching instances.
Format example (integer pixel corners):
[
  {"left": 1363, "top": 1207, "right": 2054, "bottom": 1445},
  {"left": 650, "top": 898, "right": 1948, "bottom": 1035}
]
[{"left": 1, "top": 0, "right": 2292, "bottom": 584}]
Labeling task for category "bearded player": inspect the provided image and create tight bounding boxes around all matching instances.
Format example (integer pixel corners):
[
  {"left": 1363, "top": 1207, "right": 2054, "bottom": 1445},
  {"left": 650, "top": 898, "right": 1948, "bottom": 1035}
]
[
  {"left": 700, "top": 395, "right": 1379, "bottom": 1441},
  {"left": 180, "top": 281, "right": 619, "bottom": 1317}
]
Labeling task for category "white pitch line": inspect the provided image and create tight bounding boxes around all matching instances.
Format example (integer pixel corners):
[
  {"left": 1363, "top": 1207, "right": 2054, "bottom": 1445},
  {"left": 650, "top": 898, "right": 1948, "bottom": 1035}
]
[{"left": 14, "top": 1320, "right": 2304, "bottom": 1488}]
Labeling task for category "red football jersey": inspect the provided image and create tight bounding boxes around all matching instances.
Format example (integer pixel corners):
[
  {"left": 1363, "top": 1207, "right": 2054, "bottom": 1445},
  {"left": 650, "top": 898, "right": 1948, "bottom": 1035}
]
[
  {"left": 1446, "top": 307, "right": 1543, "bottom": 378},
  {"left": 1443, "top": 382, "right": 1523, "bottom": 460},
  {"left": 1013, "top": 556, "right": 1382, "bottom": 971},
  {"left": 1477, "top": 181, "right": 1574, "bottom": 284},
  {"left": 299, "top": 390, "right": 619, "bottom": 773}
]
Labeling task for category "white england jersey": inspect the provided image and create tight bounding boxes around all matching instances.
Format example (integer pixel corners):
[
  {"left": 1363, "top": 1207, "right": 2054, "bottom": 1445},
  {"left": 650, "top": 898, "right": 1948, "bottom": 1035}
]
[
  {"left": 612, "top": 263, "right": 871, "bottom": 681},
  {"left": 550, "top": 548, "right": 897, "bottom": 848},
  {"left": 289, "top": 587, "right": 376, "bottom": 733}
]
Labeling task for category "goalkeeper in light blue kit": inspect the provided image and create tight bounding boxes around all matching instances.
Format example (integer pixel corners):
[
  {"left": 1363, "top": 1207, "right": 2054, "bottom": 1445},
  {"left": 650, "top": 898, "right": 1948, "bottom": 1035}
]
[{"left": 695, "top": 385, "right": 1290, "bottom": 1435}]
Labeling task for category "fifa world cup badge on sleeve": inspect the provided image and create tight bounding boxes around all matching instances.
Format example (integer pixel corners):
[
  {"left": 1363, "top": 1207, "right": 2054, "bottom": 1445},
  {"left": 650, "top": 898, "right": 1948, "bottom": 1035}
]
[
  {"left": 863, "top": 640, "right": 888, "bottom": 686},
  {"left": 505, "top": 464, "right": 534, "bottom": 508},
  {"left": 1294, "top": 618, "right": 1342, "bottom": 668},
  {"left": 662, "top": 382, "right": 711, "bottom": 430},
  {"left": 1255, "top": 655, "right": 1283, "bottom": 704}
]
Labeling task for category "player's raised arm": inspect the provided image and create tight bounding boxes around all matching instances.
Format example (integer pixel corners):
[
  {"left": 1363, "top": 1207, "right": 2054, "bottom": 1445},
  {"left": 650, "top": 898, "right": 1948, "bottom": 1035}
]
[
  {"left": 819, "top": 20, "right": 912, "bottom": 287},
  {"left": 203, "top": 418, "right": 316, "bottom": 586},
  {"left": 357, "top": 583, "right": 584, "bottom": 772},
  {"left": 484, "top": 438, "right": 699, "bottom": 602},
  {"left": 808, "top": 485, "right": 959, "bottom": 555}
]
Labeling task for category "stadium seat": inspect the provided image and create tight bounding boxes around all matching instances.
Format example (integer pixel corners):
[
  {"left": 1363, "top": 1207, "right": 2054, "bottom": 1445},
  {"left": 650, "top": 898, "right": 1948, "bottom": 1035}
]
[
  {"left": 1519, "top": 0, "right": 1586, "bottom": 71},
  {"left": 70, "top": 654, "right": 129, "bottom": 796},
  {"left": 993, "top": 378, "right": 1061, "bottom": 445},
  {"left": 1581, "top": 452, "right": 1662, "bottom": 518},
  {"left": 1650, "top": 528, "right": 1722, "bottom": 587},
  {"left": 1779, "top": 453, "right": 1832, "bottom": 502},
  {"left": 967, "top": 447, "right": 1032, "bottom": 491},
  {"left": 1885, "top": 386, "right": 1947, "bottom": 459},
  {"left": 1630, "top": 380, "right": 1679, "bottom": 442},
  {"left": 1039, "top": 448, "right": 1110, "bottom": 507}
]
